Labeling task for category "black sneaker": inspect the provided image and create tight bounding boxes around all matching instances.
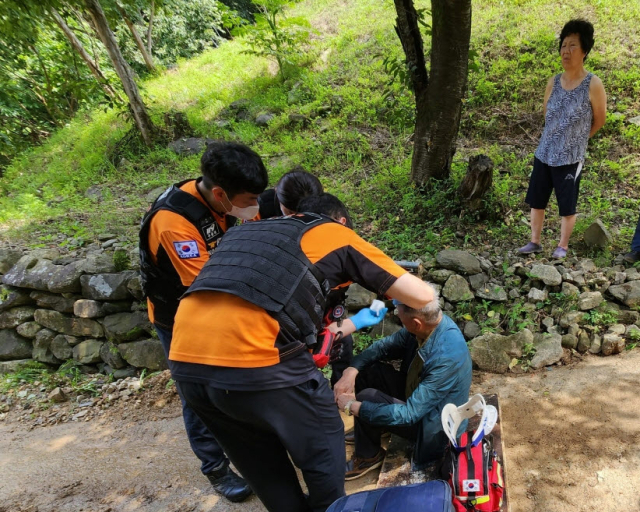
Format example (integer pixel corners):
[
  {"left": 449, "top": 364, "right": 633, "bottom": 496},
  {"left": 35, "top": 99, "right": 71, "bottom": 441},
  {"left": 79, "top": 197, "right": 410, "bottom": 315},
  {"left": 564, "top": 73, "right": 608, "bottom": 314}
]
[
  {"left": 623, "top": 251, "right": 640, "bottom": 264},
  {"left": 205, "top": 465, "right": 252, "bottom": 503}
]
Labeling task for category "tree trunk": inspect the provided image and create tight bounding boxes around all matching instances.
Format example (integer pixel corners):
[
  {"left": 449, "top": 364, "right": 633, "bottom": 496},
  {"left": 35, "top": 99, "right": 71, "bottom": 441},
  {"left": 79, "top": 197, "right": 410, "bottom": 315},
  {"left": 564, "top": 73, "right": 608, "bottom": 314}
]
[
  {"left": 84, "top": 0, "right": 156, "bottom": 146},
  {"left": 51, "top": 8, "right": 122, "bottom": 102},
  {"left": 392, "top": 0, "right": 428, "bottom": 97},
  {"left": 116, "top": 3, "right": 156, "bottom": 72},
  {"left": 146, "top": 0, "right": 154, "bottom": 55},
  {"left": 458, "top": 154, "right": 494, "bottom": 210},
  {"left": 411, "top": 0, "right": 472, "bottom": 184}
]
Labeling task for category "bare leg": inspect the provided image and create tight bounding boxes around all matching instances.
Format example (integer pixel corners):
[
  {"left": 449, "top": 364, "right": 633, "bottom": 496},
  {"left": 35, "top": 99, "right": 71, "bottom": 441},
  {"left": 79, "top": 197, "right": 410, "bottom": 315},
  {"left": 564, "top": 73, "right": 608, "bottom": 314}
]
[
  {"left": 530, "top": 208, "right": 545, "bottom": 244},
  {"left": 558, "top": 215, "right": 577, "bottom": 250}
]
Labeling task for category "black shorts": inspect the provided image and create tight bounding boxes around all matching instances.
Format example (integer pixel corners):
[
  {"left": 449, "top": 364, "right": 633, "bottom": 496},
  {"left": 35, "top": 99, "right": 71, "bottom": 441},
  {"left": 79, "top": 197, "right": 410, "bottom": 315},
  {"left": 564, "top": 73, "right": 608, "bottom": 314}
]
[{"left": 525, "top": 157, "right": 583, "bottom": 216}]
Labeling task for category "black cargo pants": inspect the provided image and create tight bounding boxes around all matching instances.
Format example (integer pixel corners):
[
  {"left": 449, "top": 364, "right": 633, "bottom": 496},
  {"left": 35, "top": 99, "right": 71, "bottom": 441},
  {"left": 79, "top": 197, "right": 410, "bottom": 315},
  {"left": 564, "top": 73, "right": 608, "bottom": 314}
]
[{"left": 177, "top": 371, "right": 346, "bottom": 512}]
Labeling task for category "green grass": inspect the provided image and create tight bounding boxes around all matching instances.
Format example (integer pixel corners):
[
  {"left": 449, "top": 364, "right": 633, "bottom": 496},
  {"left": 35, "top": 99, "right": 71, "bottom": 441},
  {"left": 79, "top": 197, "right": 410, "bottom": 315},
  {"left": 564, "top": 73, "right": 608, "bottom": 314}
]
[
  {"left": 0, "top": 360, "right": 102, "bottom": 397},
  {"left": 1, "top": 0, "right": 640, "bottom": 259}
]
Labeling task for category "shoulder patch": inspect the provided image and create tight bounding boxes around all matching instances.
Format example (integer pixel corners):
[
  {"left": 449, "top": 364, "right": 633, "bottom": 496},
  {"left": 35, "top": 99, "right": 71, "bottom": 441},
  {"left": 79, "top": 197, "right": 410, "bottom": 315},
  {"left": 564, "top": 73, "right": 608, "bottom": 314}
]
[{"left": 173, "top": 240, "right": 200, "bottom": 259}]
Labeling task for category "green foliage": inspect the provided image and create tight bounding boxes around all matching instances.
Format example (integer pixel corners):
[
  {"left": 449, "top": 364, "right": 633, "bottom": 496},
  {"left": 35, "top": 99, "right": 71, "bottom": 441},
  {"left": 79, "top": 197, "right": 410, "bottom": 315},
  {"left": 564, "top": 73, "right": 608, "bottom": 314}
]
[
  {"left": 583, "top": 307, "right": 618, "bottom": 327},
  {"left": 0, "top": 361, "right": 49, "bottom": 391},
  {"left": 239, "top": 0, "right": 312, "bottom": 80},
  {"left": 504, "top": 301, "right": 535, "bottom": 333},
  {"left": 626, "top": 328, "right": 640, "bottom": 351},
  {"left": 57, "top": 360, "right": 100, "bottom": 396},
  {"left": 0, "top": 360, "right": 100, "bottom": 397},
  {"left": 547, "top": 292, "right": 578, "bottom": 313},
  {"left": 455, "top": 297, "right": 539, "bottom": 336},
  {"left": 0, "top": 3, "right": 117, "bottom": 172},
  {"left": 117, "top": 0, "right": 233, "bottom": 74},
  {"left": 113, "top": 249, "right": 130, "bottom": 271},
  {"left": 516, "top": 341, "right": 537, "bottom": 371},
  {"left": 352, "top": 331, "right": 379, "bottom": 355},
  {"left": 1, "top": 0, "right": 640, "bottom": 265}
]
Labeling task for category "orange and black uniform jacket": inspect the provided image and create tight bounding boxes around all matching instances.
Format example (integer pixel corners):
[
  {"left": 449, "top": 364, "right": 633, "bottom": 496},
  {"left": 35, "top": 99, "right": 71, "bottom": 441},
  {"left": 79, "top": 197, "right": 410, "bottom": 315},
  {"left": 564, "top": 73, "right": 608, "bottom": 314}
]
[
  {"left": 169, "top": 222, "right": 407, "bottom": 390},
  {"left": 146, "top": 179, "right": 230, "bottom": 325}
]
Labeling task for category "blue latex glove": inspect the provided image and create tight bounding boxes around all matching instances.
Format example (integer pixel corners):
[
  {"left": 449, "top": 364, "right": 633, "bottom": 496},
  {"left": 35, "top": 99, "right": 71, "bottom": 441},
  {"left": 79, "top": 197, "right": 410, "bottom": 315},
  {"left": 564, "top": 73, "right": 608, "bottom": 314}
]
[{"left": 350, "top": 306, "right": 389, "bottom": 331}]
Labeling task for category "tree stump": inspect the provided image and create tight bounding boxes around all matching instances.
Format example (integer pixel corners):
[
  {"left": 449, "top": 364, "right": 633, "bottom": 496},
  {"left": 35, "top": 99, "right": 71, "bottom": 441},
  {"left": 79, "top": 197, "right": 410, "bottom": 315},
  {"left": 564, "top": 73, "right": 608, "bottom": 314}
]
[
  {"left": 164, "top": 111, "right": 193, "bottom": 140},
  {"left": 458, "top": 154, "right": 494, "bottom": 210}
]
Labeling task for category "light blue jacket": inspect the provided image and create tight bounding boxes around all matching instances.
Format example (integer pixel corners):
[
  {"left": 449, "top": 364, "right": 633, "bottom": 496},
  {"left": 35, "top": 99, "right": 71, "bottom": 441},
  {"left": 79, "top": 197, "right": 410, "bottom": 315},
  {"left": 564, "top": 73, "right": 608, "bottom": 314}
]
[{"left": 353, "top": 315, "right": 472, "bottom": 466}]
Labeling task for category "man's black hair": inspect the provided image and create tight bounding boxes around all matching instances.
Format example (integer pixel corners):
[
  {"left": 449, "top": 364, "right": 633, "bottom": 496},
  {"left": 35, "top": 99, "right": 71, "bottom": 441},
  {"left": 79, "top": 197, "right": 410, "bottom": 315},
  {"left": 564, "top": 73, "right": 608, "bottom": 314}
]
[
  {"left": 276, "top": 168, "right": 324, "bottom": 212},
  {"left": 559, "top": 19, "right": 594, "bottom": 61},
  {"left": 298, "top": 193, "right": 353, "bottom": 228},
  {"left": 200, "top": 141, "right": 268, "bottom": 198}
]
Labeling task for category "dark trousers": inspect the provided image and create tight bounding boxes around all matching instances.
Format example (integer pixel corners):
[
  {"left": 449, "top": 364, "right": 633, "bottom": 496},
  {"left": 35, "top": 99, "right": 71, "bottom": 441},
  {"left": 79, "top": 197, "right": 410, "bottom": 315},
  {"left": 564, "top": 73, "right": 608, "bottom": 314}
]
[
  {"left": 177, "top": 371, "right": 346, "bottom": 512},
  {"left": 632, "top": 213, "right": 640, "bottom": 252},
  {"left": 154, "top": 324, "right": 227, "bottom": 475},
  {"left": 354, "top": 363, "right": 418, "bottom": 459},
  {"left": 330, "top": 334, "right": 353, "bottom": 387}
]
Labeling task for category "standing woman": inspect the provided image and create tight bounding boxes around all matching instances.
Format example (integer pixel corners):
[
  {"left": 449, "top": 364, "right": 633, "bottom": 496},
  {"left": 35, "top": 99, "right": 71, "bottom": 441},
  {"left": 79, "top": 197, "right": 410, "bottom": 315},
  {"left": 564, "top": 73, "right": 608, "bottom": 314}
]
[{"left": 518, "top": 19, "right": 607, "bottom": 259}]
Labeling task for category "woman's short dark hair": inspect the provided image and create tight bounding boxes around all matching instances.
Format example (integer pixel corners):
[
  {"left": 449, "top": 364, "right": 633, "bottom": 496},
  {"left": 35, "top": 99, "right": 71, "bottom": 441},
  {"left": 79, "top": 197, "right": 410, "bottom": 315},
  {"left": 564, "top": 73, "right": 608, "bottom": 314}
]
[
  {"left": 559, "top": 19, "right": 594, "bottom": 61},
  {"left": 275, "top": 168, "right": 324, "bottom": 212},
  {"left": 200, "top": 141, "right": 268, "bottom": 198},
  {"left": 298, "top": 193, "right": 353, "bottom": 228}
]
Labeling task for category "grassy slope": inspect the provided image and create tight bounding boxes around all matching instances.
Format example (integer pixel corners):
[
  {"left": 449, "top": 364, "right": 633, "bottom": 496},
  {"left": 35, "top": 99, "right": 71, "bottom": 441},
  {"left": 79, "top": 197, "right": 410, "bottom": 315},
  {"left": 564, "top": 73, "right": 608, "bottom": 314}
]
[{"left": 1, "top": 0, "right": 639, "bottom": 263}]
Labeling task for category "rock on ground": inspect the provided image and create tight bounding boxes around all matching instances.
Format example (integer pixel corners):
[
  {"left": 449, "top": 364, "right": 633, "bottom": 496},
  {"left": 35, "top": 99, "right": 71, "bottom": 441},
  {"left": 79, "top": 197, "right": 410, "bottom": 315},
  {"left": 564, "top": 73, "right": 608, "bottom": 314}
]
[
  {"left": 530, "top": 334, "right": 563, "bottom": 369},
  {"left": 442, "top": 275, "right": 474, "bottom": 302},
  {"left": 435, "top": 250, "right": 481, "bottom": 275},
  {"left": 529, "top": 264, "right": 562, "bottom": 286},
  {"left": 468, "top": 329, "right": 533, "bottom": 373},
  {"left": 583, "top": 219, "right": 612, "bottom": 248}
]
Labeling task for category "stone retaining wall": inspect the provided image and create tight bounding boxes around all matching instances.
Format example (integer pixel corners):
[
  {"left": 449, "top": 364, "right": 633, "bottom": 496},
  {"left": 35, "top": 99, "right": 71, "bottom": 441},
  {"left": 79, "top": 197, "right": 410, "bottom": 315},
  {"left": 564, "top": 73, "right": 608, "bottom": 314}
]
[
  {"left": 2, "top": 245, "right": 640, "bottom": 376},
  {"left": 0, "top": 247, "right": 165, "bottom": 376},
  {"left": 342, "top": 249, "right": 640, "bottom": 373}
]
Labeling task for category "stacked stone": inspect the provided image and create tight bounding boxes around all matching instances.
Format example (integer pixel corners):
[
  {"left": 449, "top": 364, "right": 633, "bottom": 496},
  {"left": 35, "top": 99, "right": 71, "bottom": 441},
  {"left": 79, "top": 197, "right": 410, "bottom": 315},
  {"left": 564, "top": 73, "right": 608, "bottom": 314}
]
[
  {"left": 345, "top": 249, "right": 640, "bottom": 374},
  {"left": 0, "top": 248, "right": 166, "bottom": 376},
  {"left": 2, "top": 243, "right": 640, "bottom": 378}
]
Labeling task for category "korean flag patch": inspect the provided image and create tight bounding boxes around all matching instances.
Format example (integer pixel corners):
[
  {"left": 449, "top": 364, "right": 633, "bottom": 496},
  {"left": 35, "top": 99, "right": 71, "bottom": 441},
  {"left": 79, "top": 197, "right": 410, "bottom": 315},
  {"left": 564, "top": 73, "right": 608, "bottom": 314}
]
[
  {"left": 463, "top": 479, "right": 481, "bottom": 493},
  {"left": 173, "top": 240, "right": 200, "bottom": 259}
]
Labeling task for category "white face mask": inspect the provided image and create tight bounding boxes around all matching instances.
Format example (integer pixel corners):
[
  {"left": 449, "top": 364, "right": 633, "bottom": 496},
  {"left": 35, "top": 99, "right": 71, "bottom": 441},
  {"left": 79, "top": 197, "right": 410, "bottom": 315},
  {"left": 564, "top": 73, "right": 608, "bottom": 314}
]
[{"left": 221, "top": 192, "right": 259, "bottom": 220}]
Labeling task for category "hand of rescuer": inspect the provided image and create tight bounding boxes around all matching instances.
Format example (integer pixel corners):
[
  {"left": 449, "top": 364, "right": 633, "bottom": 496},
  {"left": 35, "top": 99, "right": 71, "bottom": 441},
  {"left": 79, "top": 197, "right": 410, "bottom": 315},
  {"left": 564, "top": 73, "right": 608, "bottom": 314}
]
[
  {"left": 326, "top": 305, "right": 388, "bottom": 341},
  {"left": 350, "top": 306, "right": 388, "bottom": 330}
]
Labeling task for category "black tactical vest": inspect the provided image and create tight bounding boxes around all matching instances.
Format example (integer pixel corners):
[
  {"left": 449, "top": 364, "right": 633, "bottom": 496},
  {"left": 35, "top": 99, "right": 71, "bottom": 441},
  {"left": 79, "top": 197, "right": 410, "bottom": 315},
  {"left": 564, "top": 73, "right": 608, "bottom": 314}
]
[
  {"left": 139, "top": 179, "right": 234, "bottom": 328},
  {"left": 184, "top": 213, "right": 333, "bottom": 360}
]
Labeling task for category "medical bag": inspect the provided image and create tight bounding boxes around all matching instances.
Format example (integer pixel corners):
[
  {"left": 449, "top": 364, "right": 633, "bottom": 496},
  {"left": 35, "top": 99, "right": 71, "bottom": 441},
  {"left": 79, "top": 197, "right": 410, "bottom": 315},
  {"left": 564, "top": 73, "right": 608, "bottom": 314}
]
[{"left": 326, "top": 480, "right": 455, "bottom": 512}]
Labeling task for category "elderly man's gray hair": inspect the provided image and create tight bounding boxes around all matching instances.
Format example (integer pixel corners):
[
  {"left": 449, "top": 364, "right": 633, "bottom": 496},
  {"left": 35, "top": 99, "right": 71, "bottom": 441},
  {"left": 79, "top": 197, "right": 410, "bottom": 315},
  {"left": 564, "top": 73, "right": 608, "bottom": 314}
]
[{"left": 399, "top": 283, "right": 441, "bottom": 324}]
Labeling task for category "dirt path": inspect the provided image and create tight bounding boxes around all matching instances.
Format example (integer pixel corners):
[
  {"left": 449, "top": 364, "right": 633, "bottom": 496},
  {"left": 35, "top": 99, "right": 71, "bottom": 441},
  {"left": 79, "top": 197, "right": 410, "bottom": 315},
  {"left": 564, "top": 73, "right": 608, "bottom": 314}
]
[{"left": 2, "top": 350, "right": 640, "bottom": 511}]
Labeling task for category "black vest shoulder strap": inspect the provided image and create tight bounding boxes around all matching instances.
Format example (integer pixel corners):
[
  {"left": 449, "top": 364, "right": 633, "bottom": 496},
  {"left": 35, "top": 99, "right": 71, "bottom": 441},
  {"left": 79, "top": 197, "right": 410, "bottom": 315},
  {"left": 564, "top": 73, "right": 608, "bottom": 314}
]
[
  {"left": 138, "top": 180, "right": 231, "bottom": 327},
  {"left": 140, "top": 180, "right": 233, "bottom": 254}
]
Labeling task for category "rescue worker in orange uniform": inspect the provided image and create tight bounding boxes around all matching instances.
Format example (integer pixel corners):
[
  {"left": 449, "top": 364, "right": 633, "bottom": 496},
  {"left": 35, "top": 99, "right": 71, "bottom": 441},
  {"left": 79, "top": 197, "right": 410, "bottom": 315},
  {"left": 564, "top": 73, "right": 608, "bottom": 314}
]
[
  {"left": 139, "top": 141, "right": 268, "bottom": 502},
  {"left": 169, "top": 193, "right": 437, "bottom": 512},
  {"left": 257, "top": 169, "right": 355, "bottom": 384}
]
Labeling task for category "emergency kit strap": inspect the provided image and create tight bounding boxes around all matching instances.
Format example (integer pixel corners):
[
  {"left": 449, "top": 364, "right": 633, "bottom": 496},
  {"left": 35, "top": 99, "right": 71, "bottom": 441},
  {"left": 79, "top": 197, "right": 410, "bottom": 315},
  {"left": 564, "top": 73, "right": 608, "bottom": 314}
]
[{"left": 466, "top": 443, "right": 477, "bottom": 509}]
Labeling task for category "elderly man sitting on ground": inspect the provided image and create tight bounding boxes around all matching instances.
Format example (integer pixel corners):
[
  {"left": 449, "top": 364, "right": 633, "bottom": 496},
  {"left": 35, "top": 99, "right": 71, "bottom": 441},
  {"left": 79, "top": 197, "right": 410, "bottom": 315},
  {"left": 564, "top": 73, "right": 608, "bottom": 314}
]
[{"left": 334, "top": 288, "right": 472, "bottom": 479}]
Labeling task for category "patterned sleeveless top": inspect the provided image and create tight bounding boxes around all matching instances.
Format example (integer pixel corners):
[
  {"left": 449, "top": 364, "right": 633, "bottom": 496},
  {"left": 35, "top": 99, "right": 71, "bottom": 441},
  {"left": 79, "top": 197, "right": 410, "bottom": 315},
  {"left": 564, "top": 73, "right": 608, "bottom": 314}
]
[{"left": 535, "top": 73, "right": 593, "bottom": 166}]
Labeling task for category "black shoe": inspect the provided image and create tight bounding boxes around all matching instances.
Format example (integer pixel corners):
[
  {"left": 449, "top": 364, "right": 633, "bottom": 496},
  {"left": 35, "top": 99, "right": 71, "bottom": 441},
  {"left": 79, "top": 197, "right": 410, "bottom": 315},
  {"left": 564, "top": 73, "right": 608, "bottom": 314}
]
[
  {"left": 205, "top": 465, "right": 252, "bottom": 503},
  {"left": 623, "top": 251, "right": 640, "bottom": 264}
]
